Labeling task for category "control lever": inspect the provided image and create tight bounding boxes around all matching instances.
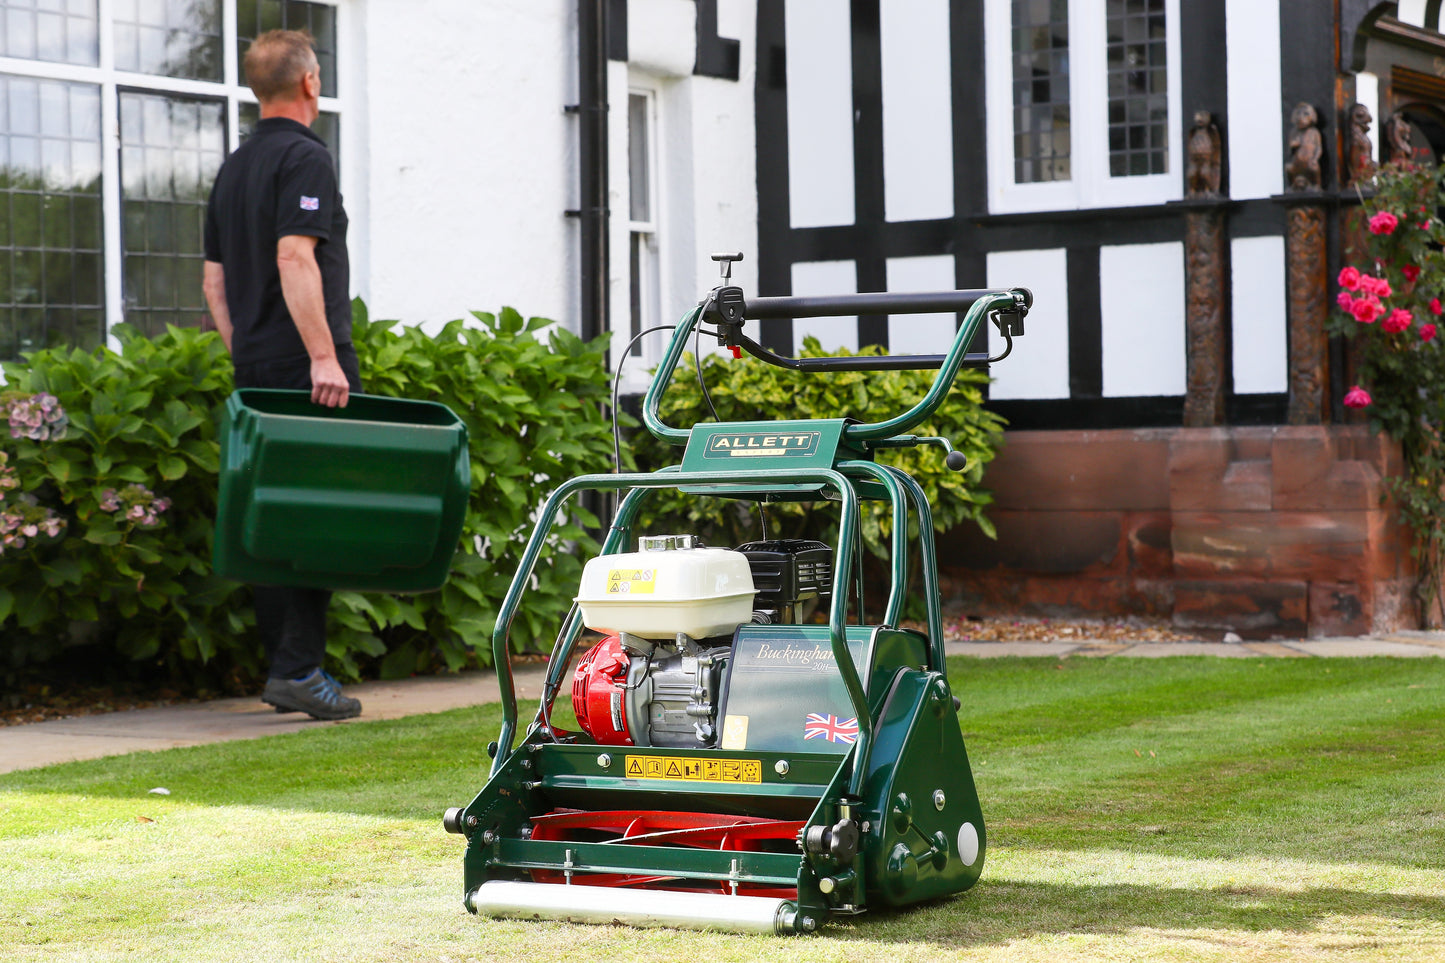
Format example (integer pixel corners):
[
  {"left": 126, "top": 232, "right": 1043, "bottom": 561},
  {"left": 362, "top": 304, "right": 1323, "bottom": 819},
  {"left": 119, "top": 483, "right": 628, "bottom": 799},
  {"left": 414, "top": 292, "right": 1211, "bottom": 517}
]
[
  {"left": 703, "top": 252, "right": 747, "bottom": 339},
  {"left": 870, "top": 436, "right": 970, "bottom": 472},
  {"left": 711, "top": 251, "right": 744, "bottom": 281}
]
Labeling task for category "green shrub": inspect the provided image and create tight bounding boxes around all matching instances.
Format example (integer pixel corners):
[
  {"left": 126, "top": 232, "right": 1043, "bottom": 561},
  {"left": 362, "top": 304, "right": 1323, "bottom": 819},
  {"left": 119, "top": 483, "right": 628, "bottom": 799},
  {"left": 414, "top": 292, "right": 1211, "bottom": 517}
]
[
  {"left": 340, "top": 303, "right": 617, "bottom": 678},
  {"left": 0, "top": 324, "right": 247, "bottom": 686},
  {"left": 0, "top": 305, "right": 617, "bottom": 690},
  {"left": 629, "top": 337, "right": 1005, "bottom": 563}
]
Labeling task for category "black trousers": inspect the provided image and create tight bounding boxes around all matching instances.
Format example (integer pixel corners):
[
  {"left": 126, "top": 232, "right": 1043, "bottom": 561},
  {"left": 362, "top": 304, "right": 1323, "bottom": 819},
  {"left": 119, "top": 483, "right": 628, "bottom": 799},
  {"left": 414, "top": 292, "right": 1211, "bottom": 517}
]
[{"left": 234, "top": 345, "right": 362, "bottom": 680}]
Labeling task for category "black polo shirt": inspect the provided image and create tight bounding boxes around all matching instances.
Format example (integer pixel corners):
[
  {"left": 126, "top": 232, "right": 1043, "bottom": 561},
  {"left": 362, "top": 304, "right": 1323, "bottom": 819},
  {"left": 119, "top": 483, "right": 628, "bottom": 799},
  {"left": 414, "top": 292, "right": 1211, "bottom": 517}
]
[{"left": 204, "top": 117, "right": 350, "bottom": 366}]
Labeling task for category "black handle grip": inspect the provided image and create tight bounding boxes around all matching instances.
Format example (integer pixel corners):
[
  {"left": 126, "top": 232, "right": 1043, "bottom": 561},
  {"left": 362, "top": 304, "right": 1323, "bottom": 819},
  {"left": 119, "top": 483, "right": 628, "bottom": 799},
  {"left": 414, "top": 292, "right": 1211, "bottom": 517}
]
[{"left": 742, "top": 288, "right": 1031, "bottom": 321}]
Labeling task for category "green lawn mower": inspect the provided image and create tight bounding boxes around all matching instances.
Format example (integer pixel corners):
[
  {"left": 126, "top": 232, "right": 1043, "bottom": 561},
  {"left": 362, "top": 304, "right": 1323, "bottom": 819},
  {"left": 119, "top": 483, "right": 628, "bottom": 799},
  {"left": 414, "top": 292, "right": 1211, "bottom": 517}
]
[{"left": 443, "top": 260, "right": 1030, "bottom": 935}]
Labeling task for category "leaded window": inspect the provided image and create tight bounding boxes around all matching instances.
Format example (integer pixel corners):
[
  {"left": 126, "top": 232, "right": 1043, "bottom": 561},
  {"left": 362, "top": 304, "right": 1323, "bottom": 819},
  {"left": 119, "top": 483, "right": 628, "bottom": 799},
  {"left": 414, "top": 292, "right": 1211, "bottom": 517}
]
[
  {"left": 113, "top": 0, "right": 222, "bottom": 82},
  {"left": 237, "top": 0, "right": 338, "bottom": 94},
  {"left": 119, "top": 92, "right": 225, "bottom": 335},
  {"left": 1011, "top": 0, "right": 1071, "bottom": 184},
  {"left": 0, "top": 1, "right": 347, "bottom": 359},
  {"left": 0, "top": 0, "right": 99, "bottom": 67},
  {"left": 0, "top": 74, "right": 102, "bottom": 355},
  {"left": 1106, "top": 0, "right": 1168, "bottom": 176}
]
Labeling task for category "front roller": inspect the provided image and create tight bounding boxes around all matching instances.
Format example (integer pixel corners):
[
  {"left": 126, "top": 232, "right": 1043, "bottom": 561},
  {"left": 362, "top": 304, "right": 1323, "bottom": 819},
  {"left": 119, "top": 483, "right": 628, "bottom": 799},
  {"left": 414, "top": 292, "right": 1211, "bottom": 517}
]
[{"left": 468, "top": 881, "right": 802, "bottom": 935}]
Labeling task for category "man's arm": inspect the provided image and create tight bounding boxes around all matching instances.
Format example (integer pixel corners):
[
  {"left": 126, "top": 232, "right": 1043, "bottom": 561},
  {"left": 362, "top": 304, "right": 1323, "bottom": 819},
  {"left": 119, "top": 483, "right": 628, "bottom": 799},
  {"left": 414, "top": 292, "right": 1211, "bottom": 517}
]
[
  {"left": 276, "top": 234, "right": 349, "bottom": 408},
  {"left": 202, "top": 260, "right": 233, "bottom": 352}
]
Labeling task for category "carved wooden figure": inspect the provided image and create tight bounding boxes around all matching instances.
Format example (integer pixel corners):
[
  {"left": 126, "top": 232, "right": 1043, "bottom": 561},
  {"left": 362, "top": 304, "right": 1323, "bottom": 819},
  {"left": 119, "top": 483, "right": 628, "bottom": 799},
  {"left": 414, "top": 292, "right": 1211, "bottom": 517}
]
[
  {"left": 1186, "top": 110, "right": 1222, "bottom": 197},
  {"left": 1347, "top": 103, "right": 1377, "bottom": 185},
  {"left": 1286, "top": 102, "right": 1322, "bottom": 191},
  {"left": 1386, "top": 111, "right": 1414, "bottom": 164}
]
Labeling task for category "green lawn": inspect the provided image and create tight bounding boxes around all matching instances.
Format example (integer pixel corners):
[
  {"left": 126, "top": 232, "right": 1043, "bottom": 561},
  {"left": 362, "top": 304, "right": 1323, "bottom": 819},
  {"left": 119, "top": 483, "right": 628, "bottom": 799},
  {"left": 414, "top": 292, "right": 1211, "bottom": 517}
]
[{"left": 3, "top": 657, "right": 1443, "bottom": 962}]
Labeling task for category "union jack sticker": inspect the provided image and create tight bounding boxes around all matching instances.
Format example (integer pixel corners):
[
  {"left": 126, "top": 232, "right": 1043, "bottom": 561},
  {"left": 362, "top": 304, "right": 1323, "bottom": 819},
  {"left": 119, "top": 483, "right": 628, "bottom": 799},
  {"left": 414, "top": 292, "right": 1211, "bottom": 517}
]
[
  {"left": 300, "top": 195, "right": 320, "bottom": 211},
  {"left": 804, "top": 713, "right": 858, "bottom": 744}
]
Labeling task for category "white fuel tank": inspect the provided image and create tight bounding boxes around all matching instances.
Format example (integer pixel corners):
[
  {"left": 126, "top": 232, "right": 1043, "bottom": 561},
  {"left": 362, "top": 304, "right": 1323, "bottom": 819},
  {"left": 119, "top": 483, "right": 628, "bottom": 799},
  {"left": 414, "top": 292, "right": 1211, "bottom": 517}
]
[{"left": 575, "top": 535, "right": 756, "bottom": 640}]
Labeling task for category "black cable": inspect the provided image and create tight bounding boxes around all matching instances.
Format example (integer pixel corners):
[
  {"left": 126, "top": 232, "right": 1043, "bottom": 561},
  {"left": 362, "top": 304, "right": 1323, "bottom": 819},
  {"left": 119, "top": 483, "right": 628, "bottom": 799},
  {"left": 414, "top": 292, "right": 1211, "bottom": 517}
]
[
  {"left": 693, "top": 324, "right": 722, "bottom": 424},
  {"left": 693, "top": 324, "right": 767, "bottom": 540},
  {"left": 611, "top": 325, "right": 677, "bottom": 475}
]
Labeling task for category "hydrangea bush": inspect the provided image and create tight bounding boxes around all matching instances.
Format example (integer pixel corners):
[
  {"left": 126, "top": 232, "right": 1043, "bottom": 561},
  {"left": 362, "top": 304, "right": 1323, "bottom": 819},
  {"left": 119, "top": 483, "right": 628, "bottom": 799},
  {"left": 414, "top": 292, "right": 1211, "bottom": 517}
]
[{"left": 1332, "top": 161, "right": 1445, "bottom": 616}]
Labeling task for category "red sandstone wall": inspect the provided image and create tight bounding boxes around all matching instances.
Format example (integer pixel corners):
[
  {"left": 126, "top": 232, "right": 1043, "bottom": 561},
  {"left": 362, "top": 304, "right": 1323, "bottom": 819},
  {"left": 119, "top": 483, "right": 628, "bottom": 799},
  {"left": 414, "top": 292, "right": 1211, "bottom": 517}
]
[{"left": 938, "top": 426, "right": 1416, "bottom": 638}]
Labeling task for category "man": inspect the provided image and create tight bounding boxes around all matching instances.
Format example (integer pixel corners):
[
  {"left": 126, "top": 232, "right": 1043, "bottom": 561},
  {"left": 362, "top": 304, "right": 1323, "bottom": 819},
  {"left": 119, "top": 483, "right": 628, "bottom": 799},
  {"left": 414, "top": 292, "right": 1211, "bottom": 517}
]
[{"left": 203, "top": 29, "right": 361, "bottom": 720}]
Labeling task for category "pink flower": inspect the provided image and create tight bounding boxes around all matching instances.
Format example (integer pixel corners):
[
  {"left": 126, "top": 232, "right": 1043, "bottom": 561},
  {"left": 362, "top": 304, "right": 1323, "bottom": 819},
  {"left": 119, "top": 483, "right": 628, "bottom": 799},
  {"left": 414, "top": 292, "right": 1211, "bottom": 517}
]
[
  {"left": 1338, "top": 266, "right": 1363, "bottom": 291},
  {"left": 1422, "top": 324, "right": 1438, "bottom": 342},
  {"left": 1343, "top": 385, "right": 1373, "bottom": 408},
  {"left": 1337, "top": 291, "right": 1356, "bottom": 311},
  {"left": 1369, "top": 211, "right": 1400, "bottom": 234},
  {"left": 1404, "top": 264, "right": 1421, "bottom": 283},
  {"left": 1383, "top": 308, "right": 1414, "bottom": 333},
  {"left": 1433, "top": 298, "right": 1444, "bottom": 317},
  {"left": 1357, "top": 275, "right": 1390, "bottom": 297},
  {"left": 1352, "top": 295, "right": 1384, "bottom": 323}
]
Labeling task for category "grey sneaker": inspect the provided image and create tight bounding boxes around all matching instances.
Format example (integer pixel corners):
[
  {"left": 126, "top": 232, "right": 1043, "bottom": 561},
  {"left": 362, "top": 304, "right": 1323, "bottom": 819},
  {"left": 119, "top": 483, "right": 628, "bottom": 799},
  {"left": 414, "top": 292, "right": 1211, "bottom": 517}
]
[{"left": 262, "top": 669, "right": 362, "bottom": 720}]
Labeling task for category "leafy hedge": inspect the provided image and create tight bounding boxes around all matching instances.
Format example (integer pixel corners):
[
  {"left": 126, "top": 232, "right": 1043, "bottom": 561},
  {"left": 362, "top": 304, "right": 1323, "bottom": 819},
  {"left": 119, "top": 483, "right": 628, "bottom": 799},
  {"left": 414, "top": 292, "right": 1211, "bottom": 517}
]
[
  {"left": 629, "top": 338, "right": 1005, "bottom": 563},
  {"left": 0, "top": 304, "right": 615, "bottom": 690}
]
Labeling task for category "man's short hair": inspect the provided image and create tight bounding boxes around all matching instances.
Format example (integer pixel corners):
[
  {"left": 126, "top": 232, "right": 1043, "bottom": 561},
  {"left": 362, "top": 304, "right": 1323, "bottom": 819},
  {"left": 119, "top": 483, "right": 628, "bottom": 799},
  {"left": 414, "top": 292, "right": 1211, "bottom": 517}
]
[{"left": 243, "top": 30, "right": 317, "bottom": 102}]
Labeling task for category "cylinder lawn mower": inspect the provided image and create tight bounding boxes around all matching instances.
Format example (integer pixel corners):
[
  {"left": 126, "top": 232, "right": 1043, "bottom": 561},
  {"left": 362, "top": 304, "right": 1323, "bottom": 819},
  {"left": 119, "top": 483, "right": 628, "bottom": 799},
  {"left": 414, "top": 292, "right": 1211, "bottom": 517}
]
[{"left": 443, "top": 260, "right": 1031, "bottom": 935}]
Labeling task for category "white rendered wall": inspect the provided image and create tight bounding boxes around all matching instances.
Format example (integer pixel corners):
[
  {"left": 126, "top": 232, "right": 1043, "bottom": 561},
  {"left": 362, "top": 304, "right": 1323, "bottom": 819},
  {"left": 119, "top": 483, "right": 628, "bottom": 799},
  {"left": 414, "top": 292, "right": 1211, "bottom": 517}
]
[
  {"left": 1231, "top": 235, "right": 1288, "bottom": 394},
  {"left": 880, "top": 0, "right": 953, "bottom": 222},
  {"left": 357, "top": 0, "right": 755, "bottom": 347},
  {"left": 791, "top": 260, "right": 858, "bottom": 354},
  {"left": 1357, "top": 71, "right": 1380, "bottom": 163},
  {"left": 1398, "top": 0, "right": 1428, "bottom": 28},
  {"left": 986, "top": 249, "right": 1070, "bottom": 400},
  {"left": 359, "top": 0, "right": 576, "bottom": 332},
  {"left": 611, "top": 0, "right": 758, "bottom": 389},
  {"left": 679, "top": 0, "right": 759, "bottom": 324},
  {"left": 886, "top": 255, "right": 957, "bottom": 355},
  {"left": 785, "top": 0, "right": 854, "bottom": 227},
  {"left": 1100, "top": 242, "right": 1186, "bottom": 397},
  {"left": 1225, "top": 0, "right": 1283, "bottom": 200}
]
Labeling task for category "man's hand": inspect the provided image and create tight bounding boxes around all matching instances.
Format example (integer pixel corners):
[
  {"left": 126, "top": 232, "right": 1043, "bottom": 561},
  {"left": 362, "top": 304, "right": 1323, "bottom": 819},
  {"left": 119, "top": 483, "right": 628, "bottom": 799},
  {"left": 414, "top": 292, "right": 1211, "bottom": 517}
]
[
  {"left": 202, "top": 260, "right": 233, "bottom": 352},
  {"left": 276, "top": 234, "right": 348, "bottom": 407},
  {"left": 310, "top": 356, "right": 350, "bottom": 408}
]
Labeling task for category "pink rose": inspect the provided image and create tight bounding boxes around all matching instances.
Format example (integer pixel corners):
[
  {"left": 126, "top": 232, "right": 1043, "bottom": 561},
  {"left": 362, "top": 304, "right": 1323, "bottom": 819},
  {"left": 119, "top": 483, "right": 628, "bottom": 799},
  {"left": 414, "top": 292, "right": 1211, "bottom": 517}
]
[
  {"left": 1422, "top": 324, "right": 1438, "bottom": 342},
  {"left": 1343, "top": 385, "right": 1373, "bottom": 408},
  {"left": 1337, "top": 291, "right": 1355, "bottom": 311},
  {"left": 1338, "top": 266, "right": 1362, "bottom": 291},
  {"left": 1357, "top": 275, "right": 1389, "bottom": 297},
  {"left": 1404, "top": 264, "right": 1421, "bottom": 283},
  {"left": 1383, "top": 308, "right": 1413, "bottom": 333},
  {"left": 1352, "top": 295, "right": 1384, "bottom": 323},
  {"left": 1433, "top": 298, "right": 1443, "bottom": 317},
  {"left": 1369, "top": 211, "right": 1400, "bottom": 235}
]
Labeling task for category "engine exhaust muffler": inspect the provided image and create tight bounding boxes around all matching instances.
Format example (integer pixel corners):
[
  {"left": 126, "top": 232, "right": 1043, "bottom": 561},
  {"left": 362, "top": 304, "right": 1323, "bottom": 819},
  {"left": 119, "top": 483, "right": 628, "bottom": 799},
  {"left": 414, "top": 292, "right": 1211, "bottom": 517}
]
[{"left": 467, "top": 880, "right": 800, "bottom": 935}]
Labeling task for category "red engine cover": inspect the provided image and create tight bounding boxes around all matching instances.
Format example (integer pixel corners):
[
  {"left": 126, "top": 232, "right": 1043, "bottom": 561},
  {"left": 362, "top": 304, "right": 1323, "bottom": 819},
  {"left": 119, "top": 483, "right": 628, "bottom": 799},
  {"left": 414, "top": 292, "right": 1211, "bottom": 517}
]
[{"left": 571, "top": 635, "right": 633, "bottom": 745}]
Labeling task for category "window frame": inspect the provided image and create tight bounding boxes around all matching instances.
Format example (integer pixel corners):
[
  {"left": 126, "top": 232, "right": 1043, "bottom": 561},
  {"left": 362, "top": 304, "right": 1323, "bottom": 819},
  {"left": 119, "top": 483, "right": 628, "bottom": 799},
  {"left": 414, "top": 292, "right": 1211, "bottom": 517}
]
[
  {"left": 619, "top": 80, "right": 664, "bottom": 391},
  {"left": 985, "top": 0, "right": 1182, "bottom": 214},
  {"left": 0, "top": 0, "right": 346, "bottom": 353}
]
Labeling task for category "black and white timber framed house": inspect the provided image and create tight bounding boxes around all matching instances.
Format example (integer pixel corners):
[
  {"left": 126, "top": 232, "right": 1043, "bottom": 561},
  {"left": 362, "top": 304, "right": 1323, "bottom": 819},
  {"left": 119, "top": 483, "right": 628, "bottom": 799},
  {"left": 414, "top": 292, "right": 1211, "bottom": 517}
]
[{"left": 737, "top": 1, "right": 1445, "bottom": 636}]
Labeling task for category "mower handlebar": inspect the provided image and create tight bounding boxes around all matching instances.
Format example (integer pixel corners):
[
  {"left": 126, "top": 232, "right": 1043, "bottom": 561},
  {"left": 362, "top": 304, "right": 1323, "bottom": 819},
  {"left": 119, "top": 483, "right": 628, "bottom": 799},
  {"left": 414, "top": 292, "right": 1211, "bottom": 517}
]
[
  {"left": 641, "top": 286, "right": 1030, "bottom": 447},
  {"left": 741, "top": 288, "right": 1032, "bottom": 320}
]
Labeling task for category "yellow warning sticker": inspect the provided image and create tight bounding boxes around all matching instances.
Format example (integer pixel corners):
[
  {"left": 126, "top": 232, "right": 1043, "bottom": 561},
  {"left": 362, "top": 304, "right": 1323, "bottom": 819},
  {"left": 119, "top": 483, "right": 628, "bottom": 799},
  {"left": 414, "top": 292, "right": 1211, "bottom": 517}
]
[
  {"left": 624, "top": 754, "right": 763, "bottom": 784},
  {"left": 606, "top": 569, "right": 656, "bottom": 595}
]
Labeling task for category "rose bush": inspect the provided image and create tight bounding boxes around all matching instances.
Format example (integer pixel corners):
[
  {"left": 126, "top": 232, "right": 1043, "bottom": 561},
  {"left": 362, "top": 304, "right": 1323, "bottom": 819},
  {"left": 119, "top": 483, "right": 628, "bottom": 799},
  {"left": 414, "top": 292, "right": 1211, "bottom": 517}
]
[{"left": 1333, "top": 161, "right": 1445, "bottom": 615}]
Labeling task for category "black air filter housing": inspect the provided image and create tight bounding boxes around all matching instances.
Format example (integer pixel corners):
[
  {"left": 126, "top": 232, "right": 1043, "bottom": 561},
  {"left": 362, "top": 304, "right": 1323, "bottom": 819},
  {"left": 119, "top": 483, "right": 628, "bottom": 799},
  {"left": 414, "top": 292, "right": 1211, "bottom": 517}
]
[{"left": 736, "top": 539, "right": 833, "bottom": 624}]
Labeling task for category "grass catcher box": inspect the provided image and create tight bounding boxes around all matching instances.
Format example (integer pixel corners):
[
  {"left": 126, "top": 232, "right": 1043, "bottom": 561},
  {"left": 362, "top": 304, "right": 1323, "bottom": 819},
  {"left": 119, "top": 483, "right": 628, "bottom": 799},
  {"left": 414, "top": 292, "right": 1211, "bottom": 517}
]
[{"left": 214, "top": 389, "right": 470, "bottom": 592}]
